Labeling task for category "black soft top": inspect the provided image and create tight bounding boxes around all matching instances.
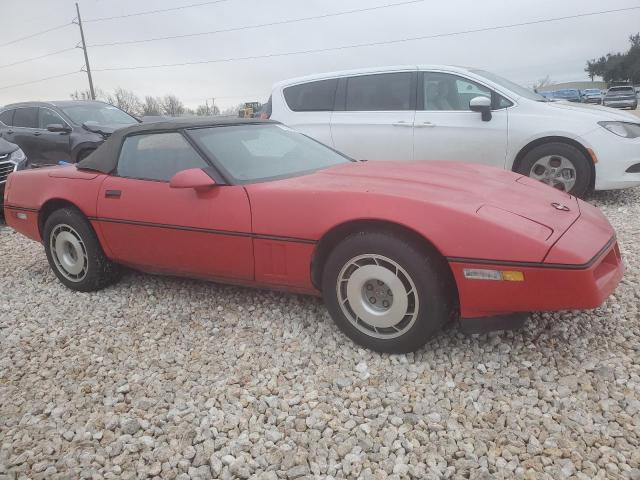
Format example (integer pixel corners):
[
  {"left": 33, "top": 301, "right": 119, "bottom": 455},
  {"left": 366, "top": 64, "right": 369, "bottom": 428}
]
[{"left": 77, "top": 118, "right": 276, "bottom": 174}]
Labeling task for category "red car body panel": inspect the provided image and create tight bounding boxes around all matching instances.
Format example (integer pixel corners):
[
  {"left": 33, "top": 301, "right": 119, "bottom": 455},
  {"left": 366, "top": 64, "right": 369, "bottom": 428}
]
[{"left": 3, "top": 160, "right": 624, "bottom": 319}]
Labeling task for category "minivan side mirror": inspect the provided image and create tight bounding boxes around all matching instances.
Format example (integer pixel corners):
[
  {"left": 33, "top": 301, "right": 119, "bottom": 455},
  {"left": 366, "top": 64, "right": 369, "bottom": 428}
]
[
  {"left": 469, "top": 96, "right": 492, "bottom": 122},
  {"left": 169, "top": 168, "right": 217, "bottom": 191},
  {"left": 47, "top": 123, "right": 71, "bottom": 133}
]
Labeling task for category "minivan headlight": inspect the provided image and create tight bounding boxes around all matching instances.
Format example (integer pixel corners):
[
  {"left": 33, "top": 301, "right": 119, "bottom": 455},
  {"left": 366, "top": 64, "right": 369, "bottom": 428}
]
[{"left": 598, "top": 121, "right": 640, "bottom": 138}]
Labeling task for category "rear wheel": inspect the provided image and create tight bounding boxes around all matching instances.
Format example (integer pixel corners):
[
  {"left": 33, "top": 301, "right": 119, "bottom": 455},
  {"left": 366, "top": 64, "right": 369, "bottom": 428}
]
[
  {"left": 516, "top": 142, "right": 591, "bottom": 197},
  {"left": 43, "top": 208, "right": 121, "bottom": 291},
  {"left": 322, "top": 231, "right": 454, "bottom": 353}
]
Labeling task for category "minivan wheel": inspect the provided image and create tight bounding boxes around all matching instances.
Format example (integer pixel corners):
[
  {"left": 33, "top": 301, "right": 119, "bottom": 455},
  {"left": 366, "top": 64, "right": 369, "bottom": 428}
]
[
  {"left": 322, "top": 231, "right": 454, "bottom": 353},
  {"left": 516, "top": 142, "right": 591, "bottom": 197},
  {"left": 44, "top": 207, "right": 121, "bottom": 291}
]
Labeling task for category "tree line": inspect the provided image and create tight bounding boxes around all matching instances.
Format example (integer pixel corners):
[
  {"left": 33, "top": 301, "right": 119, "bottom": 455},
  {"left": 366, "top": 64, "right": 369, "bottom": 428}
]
[
  {"left": 585, "top": 33, "right": 640, "bottom": 85},
  {"left": 70, "top": 87, "right": 247, "bottom": 117}
]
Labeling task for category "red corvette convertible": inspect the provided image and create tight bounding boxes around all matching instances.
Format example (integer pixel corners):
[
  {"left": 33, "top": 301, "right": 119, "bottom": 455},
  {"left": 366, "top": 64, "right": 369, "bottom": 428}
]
[{"left": 3, "top": 119, "right": 624, "bottom": 352}]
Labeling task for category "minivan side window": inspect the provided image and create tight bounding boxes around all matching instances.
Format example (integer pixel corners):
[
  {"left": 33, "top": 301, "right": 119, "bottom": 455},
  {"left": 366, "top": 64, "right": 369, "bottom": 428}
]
[
  {"left": 0, "top": 109, "right": 14, "bottom": 126},
  {"left": 117, "top": 132, "right": 209, "bottom": 182},
  {"left": 346, "top": 73, "right": 413, "bottom": 111},
  {"left": 12, "top": 107, "right": 39, "bottom": 128},
  {"left": 283, "top": 79, "right": 338, "bottom": 112},
  {"left": 423, "top": 73, "right": 492, "bottom": 111}
]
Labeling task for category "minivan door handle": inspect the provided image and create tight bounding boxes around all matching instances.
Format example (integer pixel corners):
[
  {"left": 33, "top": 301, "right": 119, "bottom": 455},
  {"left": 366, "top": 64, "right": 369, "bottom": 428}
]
[
  {"left": 33, "top": 131, "right": 42, "bottom": 136},
  {"left": 415, "top": 122, "right": 436, "bottom": 128},
  {"left": 392, "top": 121, "right": 412, "bottom": 127}
]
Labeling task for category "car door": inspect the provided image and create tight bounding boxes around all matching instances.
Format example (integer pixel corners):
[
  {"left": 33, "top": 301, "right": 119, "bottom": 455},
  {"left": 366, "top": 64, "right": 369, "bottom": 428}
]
[
  {"left": 96, "top": 131, "right": 253, "bottom": 281},
  {"left": 413, "top": 71, "right": 510, "bottom": 167},
  {"left": 7, "top": 107, "right": 41, "bottom": 163},
  {"left": 330, "top": 71, "right": 416, "bottom": 161},
  {"left": 35, "top": 107, "right": 72, "bottom": 165}
]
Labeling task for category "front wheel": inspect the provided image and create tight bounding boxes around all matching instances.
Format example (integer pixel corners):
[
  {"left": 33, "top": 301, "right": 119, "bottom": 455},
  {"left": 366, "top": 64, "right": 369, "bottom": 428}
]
[
  {"left": 516, "top": 142, "right": 592, "bottom": 197},
  {"left": 322, "top": 231, "right": 454, "bottom": 353},
  {"left": 43, "top": 207, "right": 121, "bottom": 291}
]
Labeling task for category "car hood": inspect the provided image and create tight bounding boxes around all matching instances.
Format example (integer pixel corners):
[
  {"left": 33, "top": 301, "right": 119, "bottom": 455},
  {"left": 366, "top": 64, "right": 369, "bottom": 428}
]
[
  {"left": 0, "top": 138, "right": 19, "bottom": 156},
  {"left": 542, "top": 100, "right": 639, "bottom": 122},
  {"left": 315, "top": 160, "right": 580, "bottom": 234}
]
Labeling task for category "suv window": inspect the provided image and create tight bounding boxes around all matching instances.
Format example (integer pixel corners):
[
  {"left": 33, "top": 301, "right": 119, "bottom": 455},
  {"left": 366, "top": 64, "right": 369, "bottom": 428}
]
[
  {"left": 283, "top": 79, "right": 338, "bottom": 112},
  {"left": 423, "top": 73, "right": 492, "bottom": 111},
  {"left": 39, "top": 108, "right": 66, "bottom": 129},
  {"left": 117, "top": 132, "right": 208, "bottom": 182},
  {"left": 0, "top": 109, "right": 14, "bottom": 126},
  {"left": 346, "top": 73, "right": 413, "bottom": 111},
  {"left": 12, "top": 107, "right": 38, "bottom": 128}
]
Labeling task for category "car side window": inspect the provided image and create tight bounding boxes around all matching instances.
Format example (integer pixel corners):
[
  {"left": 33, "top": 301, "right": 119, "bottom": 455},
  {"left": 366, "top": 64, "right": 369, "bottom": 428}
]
[
  {"left": 39, "top": 108, "right": 67, "bottom": 129},
  {"left": 283, "top": 79, "right": 338, "bottom": 112},
  {"left": 423, "top": 73, "right": 491, "bottom": 111},
  {"left": 345, "top": 73, "right": 413, "bottom": 111},
  {"left": 117, "top": 132, "right": 209, "bottom": 182},
  {"left": 12, "top": 107, "right": 39, "bottom": 128},
  {"left": 0, "top": 109, "right": 14, "bottom": 126}
]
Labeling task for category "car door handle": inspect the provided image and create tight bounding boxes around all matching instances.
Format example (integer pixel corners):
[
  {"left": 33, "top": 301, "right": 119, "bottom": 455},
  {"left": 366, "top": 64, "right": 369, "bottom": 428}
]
[
  {"left": 33, "top": 131, "right": 42, "bottom": 136},
  {"left": 7, "top": 130, "right": 14, "bottom": 134},
  {"left": 415, "top": 122, "right": 436, "bottom": 128},
  {"left": 105, "top": 190, "right": 121, "bottom": 199},
  {"left": 392, "top": 121, "right": 412, "bottom": 127}
]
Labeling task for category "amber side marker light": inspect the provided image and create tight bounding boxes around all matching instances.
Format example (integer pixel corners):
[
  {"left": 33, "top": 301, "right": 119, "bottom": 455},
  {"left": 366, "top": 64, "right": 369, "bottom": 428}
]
[{"left": 463, "top": 268, "right": 525, "bottom": 282}]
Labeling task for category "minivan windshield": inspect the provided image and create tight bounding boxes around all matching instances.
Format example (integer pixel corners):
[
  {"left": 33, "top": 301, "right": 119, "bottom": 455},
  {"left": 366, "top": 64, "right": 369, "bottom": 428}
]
[
  {"left": 61, "top": 103, "right": 138, "bottom": 126},
  {"left": 471, "top": 69, "right": 547, "bottom": 102},
  {"left": 608, "top": 86, "right": 634, "bottom": 93},
  {"left": 188, "top": 124, "right": 350, "bottom": 183}
]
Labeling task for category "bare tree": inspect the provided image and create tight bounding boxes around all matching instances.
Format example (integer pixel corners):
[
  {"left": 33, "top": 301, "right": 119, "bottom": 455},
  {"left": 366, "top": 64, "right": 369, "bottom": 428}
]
[
  {"left": 141, "top": 96, "right": 163, "bottom": 116},
  {"left": 221, "top": 103, "right": 244, "bottom": 116},
  {"left": 195, "top": 101, "right": 220, "bottom": 116},
  {"left": 70, "top": 88, "right": 106, "bottom": 101},
  {"left": 161, "top": 95, "right": 185, "bottom": 117},
  {"left": 532, "top": 75, "right": 554, "bottom": 91},
  {"left": 105, "top": 87, "right": 141, "bottom": 116}
]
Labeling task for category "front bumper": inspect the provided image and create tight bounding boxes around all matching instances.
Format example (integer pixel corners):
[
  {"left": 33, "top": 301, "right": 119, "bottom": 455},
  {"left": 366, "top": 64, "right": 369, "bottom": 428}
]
[
  {"left": 603, "top": 99, "right": 637, "bottom": 109},
  {"left": 450, "top": 199, "right": 623, "bottom": 319},
  {"left": 578, "top": 127, "right": 640, "bottom": 190}
]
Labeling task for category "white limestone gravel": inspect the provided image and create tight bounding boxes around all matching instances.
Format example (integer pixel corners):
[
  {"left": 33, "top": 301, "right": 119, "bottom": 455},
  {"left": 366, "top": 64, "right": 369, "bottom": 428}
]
[{"left": 0, "top": 187, "right": 639, "bottom": 480}]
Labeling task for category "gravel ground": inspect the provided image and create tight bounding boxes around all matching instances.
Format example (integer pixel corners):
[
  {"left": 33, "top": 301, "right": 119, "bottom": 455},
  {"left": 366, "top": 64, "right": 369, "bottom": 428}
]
[{"left": 1, "top": 188, "right": 639, "bottom": 480}]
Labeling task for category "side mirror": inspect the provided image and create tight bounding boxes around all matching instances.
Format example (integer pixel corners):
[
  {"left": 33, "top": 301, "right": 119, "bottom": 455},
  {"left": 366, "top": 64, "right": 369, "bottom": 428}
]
[
  {"left": 169, "top": 168, "right": 217, "bottom": 191},
  {"left": 47, "top": 123, "right": 71, "bottom": 133},
  {"left": 469, "top": 96, "right": 492, "bottom": 121}
]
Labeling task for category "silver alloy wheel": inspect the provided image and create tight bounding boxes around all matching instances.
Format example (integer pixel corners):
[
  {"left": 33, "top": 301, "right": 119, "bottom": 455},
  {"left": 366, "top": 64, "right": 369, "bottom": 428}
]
[
  {"left": 50, "top": 224, "right": 88, "bottom": 282},
  {"left": 529, "top": 155, "right": 577, "bottom": 192},
  {"left": 337, "top": 254, "right": 419, "bottom": 339}
]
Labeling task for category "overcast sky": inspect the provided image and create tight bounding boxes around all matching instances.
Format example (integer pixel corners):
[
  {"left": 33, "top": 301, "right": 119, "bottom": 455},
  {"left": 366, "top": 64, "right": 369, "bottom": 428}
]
[{"left": 1, "top": 0, "right": 639, "bottom": 110}]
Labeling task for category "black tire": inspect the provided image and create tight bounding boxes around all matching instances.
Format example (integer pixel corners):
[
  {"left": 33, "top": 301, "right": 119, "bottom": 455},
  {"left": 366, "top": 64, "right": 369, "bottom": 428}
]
[
  {"left": 516, "top": 142, "right": 591, "bottom": 197},
  {"left": 321, "top": 231, "right": 455, "bottom": 353},
  {"left": 43, "top": 207, "right": 121, "bottom": 292}
]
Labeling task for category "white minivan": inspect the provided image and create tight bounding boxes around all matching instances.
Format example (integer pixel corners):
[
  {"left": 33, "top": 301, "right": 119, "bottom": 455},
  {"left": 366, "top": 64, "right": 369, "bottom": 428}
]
[{"left": 267, "top": 65, "right": 640, "bottom": 197}]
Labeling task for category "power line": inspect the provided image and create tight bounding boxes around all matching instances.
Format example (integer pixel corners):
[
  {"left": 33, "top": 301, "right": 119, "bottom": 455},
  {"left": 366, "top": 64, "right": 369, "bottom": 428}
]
[
  {"left": 84, "top": 0, "right": 234, "bottom": 23},
  {"left": 93, "top": 6, "right": 640, "bottom": 73},
  {"left": 0, "top": 71, "right": 80, "bottom": 91},
  {"left": 0, "top": 23, "right": 72, "bottom": 48},
  {"left": 88, "top": 0, "right": 424, "bottom": 48},
  {"left": 0, "top": 47, "right": 76, "bottom": 69}
]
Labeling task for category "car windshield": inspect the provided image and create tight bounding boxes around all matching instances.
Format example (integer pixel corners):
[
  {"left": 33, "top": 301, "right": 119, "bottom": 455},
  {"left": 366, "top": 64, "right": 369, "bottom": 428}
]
[
  {"left": 188, "top": 124, "right": 351, "bottom": 183},
  {"left": 470, "top": 69, "right": 547, "bottom": 101},
  {"left": 61, "top": 104, "right": 138, "bottom": 125},
  {"left": 608, "top": 87, "right": 634, "bottom": 93}
]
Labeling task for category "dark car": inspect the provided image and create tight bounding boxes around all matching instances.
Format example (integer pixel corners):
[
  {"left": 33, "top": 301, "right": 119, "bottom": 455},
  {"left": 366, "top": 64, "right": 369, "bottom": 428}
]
[
  {"left": 602, "top": 86, "right": 638, "bottom": 110},
  {"left": 0, "top": 138, "right": 27, "bottom": 210},
  {"left": 551, "top": 89, "right": 583, "bottom": 103},
  {"left": 0, "top": 101, "right": 139, "bottom": 167}
]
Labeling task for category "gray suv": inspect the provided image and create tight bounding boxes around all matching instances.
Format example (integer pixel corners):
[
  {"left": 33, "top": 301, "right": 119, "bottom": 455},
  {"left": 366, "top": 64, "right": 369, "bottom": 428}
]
[
  {"left": 0, "top": 100, "right": 139, "bottom": 168},
  {"left": 602, "top": 86, "right": 638, "bottom": 110}
]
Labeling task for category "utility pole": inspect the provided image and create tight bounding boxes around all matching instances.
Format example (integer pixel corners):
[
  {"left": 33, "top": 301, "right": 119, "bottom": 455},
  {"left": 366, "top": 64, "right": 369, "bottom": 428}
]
[{"left": 74, "top": 2, "right": 95, "bottom": 100}]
